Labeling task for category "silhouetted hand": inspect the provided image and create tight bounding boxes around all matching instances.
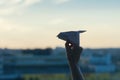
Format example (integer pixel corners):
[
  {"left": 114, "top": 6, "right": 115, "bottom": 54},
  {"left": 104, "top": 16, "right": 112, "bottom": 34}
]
[
  {"left": 65, "top": 41, "right": 84, "bottom": 80},
  {"left": 65, "top": 41, "right": 83, "bottom": 64}
]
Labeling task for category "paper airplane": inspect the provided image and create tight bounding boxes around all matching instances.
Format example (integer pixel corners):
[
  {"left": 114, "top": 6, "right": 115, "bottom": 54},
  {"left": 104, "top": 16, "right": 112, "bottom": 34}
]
[{"left": 57, "top": 30, "right": 86, "bottom": 46}]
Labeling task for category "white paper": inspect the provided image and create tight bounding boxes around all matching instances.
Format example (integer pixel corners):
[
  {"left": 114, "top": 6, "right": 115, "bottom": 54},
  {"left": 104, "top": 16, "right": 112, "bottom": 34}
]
[{"left": 57, "top": 30, "right": 86, "bottom": 46}]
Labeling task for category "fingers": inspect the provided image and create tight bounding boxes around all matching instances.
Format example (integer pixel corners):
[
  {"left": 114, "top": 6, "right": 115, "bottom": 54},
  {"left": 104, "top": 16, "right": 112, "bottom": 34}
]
[
  {"left": 65, "top": 41, "right": 73, "bottom": 47},
  {"left": 65, "top": 41, "right": 73, "bottom": 50},
  {"left": 65, "top": 41, "right": 69, "bottom": 48},
  {"left": 65, "top": 41, "right": 82, "bottom": 49},
  {"left": 79, "top": 47, "right": 83, "bottom": 53},
  {"left": 65, "top": 41, "right": 83, "bottom": 64},
  {"left": 65, "top": 41, "right": 83, "bottom": 54},
  {"left": 65, "top": 41, "right": 72, "bottom": 54}
]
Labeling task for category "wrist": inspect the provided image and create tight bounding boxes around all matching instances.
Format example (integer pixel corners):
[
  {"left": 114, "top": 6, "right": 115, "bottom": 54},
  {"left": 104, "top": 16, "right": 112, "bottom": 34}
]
[
  {"left": 68, "top": 61, "right": 79, "bottom": 67},
  {"left": 68, "top": 59, "right": 79, "bottom": 65}
]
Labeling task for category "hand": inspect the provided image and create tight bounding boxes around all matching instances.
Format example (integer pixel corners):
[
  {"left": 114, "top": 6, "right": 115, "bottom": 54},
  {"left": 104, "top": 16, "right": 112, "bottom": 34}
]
[{"left": 65, "top": 41, "right": 83, "bottom": 64}]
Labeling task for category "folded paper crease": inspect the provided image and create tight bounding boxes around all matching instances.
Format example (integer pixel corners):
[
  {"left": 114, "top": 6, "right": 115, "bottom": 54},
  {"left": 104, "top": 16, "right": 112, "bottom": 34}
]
[{"left": 57, "top": 30, "right": 86, "bottom": 46}]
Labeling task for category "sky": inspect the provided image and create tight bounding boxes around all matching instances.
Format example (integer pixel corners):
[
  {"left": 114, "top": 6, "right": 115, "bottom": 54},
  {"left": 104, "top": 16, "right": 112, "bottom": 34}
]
[{"left": 0, "top": 0, "right": 120, "bottom": 49}]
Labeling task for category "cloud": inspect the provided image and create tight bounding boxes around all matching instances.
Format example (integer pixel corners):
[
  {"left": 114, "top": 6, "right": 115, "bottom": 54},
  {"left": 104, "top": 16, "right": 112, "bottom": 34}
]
[
  {"left": 22, "top": 0, "right": 42, "bottom": 6},
  {"left": 0, "top": 18, "right": 4, "bottom": 23},
  {"left": 0, "top": 19, "right": 19, "bottom": 31},
  {"left": 0, "top": 18, "right": 31, "bottom": 33},
  {"left": 0, "top": 17, "right": 20, "bottom": 31},
  {"left": 0, "top": 0, "right": 42, "bottom": 16},
  {"left": 0, "top": 0, "right": 71, "bottom": 16},
  {"left": 49, "top": 18, "right": 66, "bottom": 25},
  {"left": 52, "top": 0, "right": 70, "bottom": 4}
]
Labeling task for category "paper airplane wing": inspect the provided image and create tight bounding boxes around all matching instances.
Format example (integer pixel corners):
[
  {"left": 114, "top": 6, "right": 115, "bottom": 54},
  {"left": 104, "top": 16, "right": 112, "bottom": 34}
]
[{"left": 57, "top": 30, "right": 86, "bottom": 46}]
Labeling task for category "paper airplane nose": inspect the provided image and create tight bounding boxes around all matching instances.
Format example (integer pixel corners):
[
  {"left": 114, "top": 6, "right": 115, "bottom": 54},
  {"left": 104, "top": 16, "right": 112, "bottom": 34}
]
[{"left": 57, "top": 30, "right": 86, "bottom": 46}]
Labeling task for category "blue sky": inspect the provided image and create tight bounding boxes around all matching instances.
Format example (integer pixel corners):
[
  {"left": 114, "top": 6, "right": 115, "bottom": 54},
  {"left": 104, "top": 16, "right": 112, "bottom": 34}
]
[{"left": 0, "top": 0, "right": 120, "bottom": 49}]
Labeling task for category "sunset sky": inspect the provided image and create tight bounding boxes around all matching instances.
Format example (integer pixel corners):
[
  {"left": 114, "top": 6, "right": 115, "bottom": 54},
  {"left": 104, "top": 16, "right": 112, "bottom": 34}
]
[{"left": 0, "top": 0, "right": 120, "bottom": 49}]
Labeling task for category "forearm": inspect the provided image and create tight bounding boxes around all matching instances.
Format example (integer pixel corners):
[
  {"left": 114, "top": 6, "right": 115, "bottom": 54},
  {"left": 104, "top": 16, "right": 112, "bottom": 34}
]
[{"left": 69, "top": 62, "right": 85, "bottom": 80}]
